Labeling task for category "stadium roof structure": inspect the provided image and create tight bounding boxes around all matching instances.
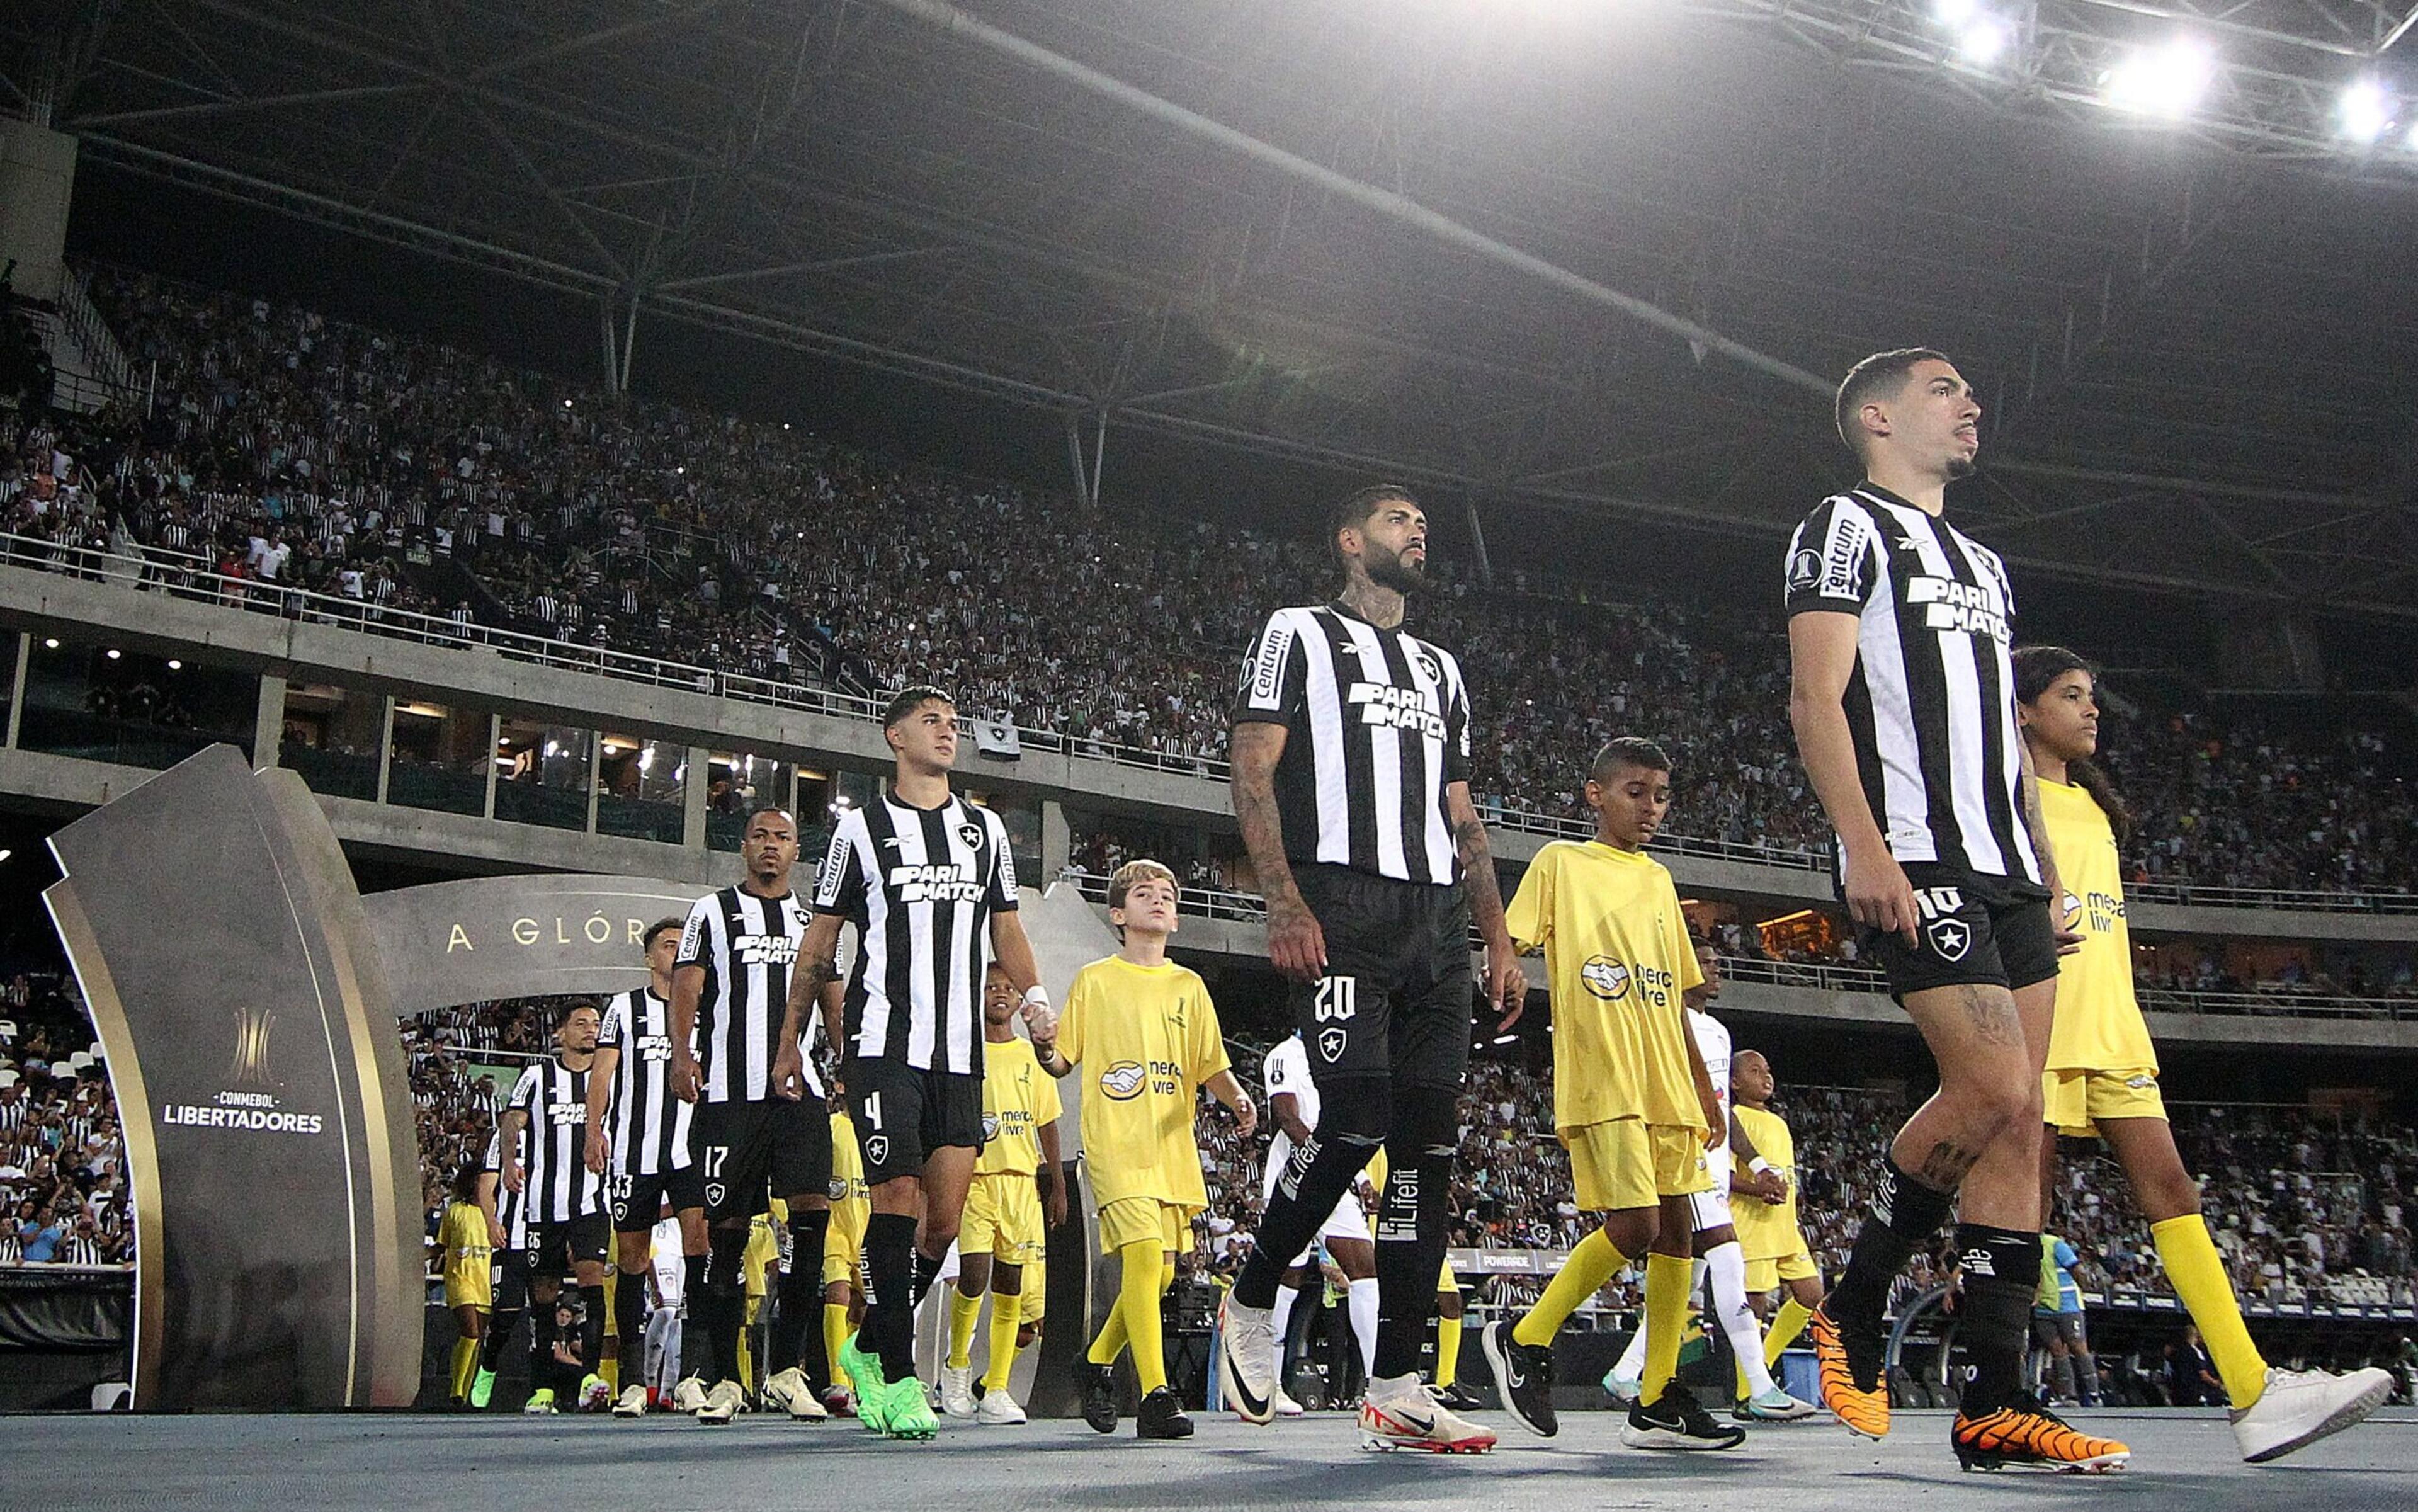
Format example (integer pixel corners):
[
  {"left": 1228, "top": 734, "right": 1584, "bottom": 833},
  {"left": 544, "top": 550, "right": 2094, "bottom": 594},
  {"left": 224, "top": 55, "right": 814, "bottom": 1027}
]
[{"left": 9, "top": 0, "right": 2418, "bottom": 614}]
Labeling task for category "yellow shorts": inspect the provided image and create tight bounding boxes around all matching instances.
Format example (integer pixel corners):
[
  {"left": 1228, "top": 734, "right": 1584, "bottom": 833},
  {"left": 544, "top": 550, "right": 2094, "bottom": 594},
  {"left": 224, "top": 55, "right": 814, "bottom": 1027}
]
[
  {"left": 443, "top": 1277, "right": 492, "bottom": 1311},
  {"left": 2043, "top": 1067, "right": 2166, "bottom": 1136},
  {"left": 1565, "top": 1117, "right": 1655, "bottom": 1212},
  {"left": 823, "top": 1203, "right": 866, "bottom": 1289},
  {"left": 1098, "top": 1197, "right": 1189, "bottom": 1254},
  {"left": 1744, "top": 1248, "right": 1819, "bottom": 1293},
  {"left": 961, "top": 1172, "right": 1046, "bottom": 1265}
]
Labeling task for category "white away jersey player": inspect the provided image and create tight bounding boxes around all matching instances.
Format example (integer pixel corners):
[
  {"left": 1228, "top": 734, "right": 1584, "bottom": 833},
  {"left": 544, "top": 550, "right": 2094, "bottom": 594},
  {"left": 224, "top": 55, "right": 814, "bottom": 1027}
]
[
  {"left": 814, "top": 793, "right": 1017, "bottom": 1074},
  {"left": 506, "top": 1058, "right": 606, "bottom": 1226},
  {"left": 1233, "top": 602, "right": 1473, "bottom": 886},
  {"left": 597, "top": 986, "right": 693, "bottom": 1177},
  {"left": 1784, "top": 484, "right": 2042, "bottom": 887},
  {"left": 677, "top": 886, "right": 819, "bottom": 1105},
  {"left": 1261, "top": 1033, "right": 1372, "bottom": 1253}
]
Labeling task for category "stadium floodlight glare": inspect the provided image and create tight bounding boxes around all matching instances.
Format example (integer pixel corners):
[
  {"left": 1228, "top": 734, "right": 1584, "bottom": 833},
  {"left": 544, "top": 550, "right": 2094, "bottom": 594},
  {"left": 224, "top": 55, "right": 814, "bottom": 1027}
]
[
  {"left": 1957, "top": 18, "right": 2007, "bottom": 65},
  {"left": 2104, "top": 37, "right": 2216, "bottom": 118},
  {"left": 1933, "top": 0, "right": 1978, "bottom": 26},
  {"left": 2338, "top": 79, "right": 2392, "bottom": 144},
  {"left": 2408, "top": 119, "right": 2418, "bottom": 151}
]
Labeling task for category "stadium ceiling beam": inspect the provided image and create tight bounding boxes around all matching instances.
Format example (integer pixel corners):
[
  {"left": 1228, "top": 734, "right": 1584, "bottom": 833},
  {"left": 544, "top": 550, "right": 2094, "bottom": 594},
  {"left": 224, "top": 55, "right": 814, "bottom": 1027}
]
[
  {"left": 67, "top": 81, "right": 424, "bottom": 129},
  {"left": 861, "top": 0, "right": 1837, "bottom": 400},
  {"left": 652, "top": 249, "right": 946, "bottom": 293}
]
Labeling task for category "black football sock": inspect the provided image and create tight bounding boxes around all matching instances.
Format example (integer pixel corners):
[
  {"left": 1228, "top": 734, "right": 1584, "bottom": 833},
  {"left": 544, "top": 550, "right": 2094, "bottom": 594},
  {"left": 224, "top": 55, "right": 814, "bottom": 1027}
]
[
  {"left": 614, "top": 1271, "right": 649, "bottom": 1383},
  {"left": 771, "top": 1209, "right": 831, "bottom": 1378},
  {"left": 864, "top": 1211, "right": 919, "bottom": 1381},
  {"left": 1827, "top": 1157, "right": 1954, "bottom": 1333},
  {"left": 1372, "top": 1085, "right": 1457, "bottom": 1380},
  {"left": 1951, "top": 1225, "right": 2043, "bottom": 1419},
  {"left": 579, "top": 1284, "right": 608, "bottom": 1384},
  {"left": 706, "top": 1227, "right": 750, "bottom": 1386},
  {"left": 911, "top": 1245, "right": 945, "bottom": 1307}
]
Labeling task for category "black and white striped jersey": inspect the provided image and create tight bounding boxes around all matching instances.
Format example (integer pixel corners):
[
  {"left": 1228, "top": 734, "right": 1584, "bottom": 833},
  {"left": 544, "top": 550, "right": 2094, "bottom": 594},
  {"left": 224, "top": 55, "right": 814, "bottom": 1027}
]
[
  {"left": 1232, "top": 602, "right": 1473, "bottom": 886},
  {"left": 597, "top": 987, "right": 691, "bottom": 1177},
  {"left": 504, "top": 1057, "right": 606, "bottom": 1227},
  {"left": 1784, "top": 484, "right": 2044, "bottom": 890},
  {"left": 814, "top": 794, "right": 1018, "bottom": 1074},
  {"left": 676, "top": 886, "right": 820, "bottom": 1106}
]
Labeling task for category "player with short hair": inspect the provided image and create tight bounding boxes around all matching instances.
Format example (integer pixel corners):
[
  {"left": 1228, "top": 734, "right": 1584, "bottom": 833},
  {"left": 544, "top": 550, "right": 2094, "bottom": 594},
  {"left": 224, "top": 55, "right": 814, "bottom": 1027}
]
[
  {"left": 1726, "top": 1050, "right": 1825, "bottom": 1384},
  {"left": 434, "top": 1161, "right": 497, "bottom": 1407},
  {"left": 1217, "top": 485, "right": 1523, "bottom": 1454},
  {"left": 490, "top": 1001, "right": 612, "bottom": 1414},
  {"left": 1479, "top": 738, "right": 1742, "bottom": 1451},
  {"left": 2015, "top": 644, "right": 2390, "bottom": 1461},
  {"left": 789, "top": 685, "right": 1050, "bottom": 1440},
  {"left": 667, "top": 807, "right": 832, "bottom": 1426},
  {"left": 1787, "top": 350, "right": 2126, "bottom": 1470},
  {"left": 1034, "top": 858, "right": 1255, "bottom": 1439},
  {"left": 1599, "top": 945, "right": 1818, "bottom": 1425},
  {"left": 939, "top": 963, "right": 1067, "bottom": 1424},
  {"left": 585, "top": 916, "right": 710, "bottom": 1418}
]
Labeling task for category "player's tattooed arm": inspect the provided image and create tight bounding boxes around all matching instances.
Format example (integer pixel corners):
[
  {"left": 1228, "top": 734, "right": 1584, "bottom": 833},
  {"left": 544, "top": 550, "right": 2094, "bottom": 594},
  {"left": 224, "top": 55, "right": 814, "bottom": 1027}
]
[
  {"left": 1231, "top": 720, "right": 1325, "bottom": 982},
  {"left": 774, "top": 912, "right": 846, "bottom": 1098},
  {"left": 1446, "top": 781, "right": 1527, "bottom": 1029}
]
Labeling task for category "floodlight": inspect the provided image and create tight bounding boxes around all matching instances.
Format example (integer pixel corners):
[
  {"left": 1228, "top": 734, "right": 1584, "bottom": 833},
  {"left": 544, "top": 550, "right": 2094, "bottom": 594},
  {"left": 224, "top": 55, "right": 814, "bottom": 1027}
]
[
  {"left": 2339, "top": 79, "right": 2390, "bottom": 144},
  {"left": 2104, "top": 38, "right": 2215, "bottom": 118},
  {"left": 1934, "top": 0, "right": 1978, "bottom": 25},
  {"left": 1958, "top": 18, "right": 2007, "bottom": 65}
]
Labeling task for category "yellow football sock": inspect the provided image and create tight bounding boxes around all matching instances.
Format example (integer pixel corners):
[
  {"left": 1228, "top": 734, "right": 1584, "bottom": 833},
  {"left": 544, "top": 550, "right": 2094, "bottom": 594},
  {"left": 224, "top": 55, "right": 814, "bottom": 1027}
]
[
  {"left": 1641, "top": 1252, "right": 1694, "bottom": 1403},
  {"left": 2154, "top": 1214, "right": 2268, "bottom": 1408},
  {"left": 1513, "top": 1228, "right": 1627, "bottom": 1347},
  {"left": 450, "top": 1336, "right": 477, "bottom": 1400},
  {"left": 824, "top": 1302, "right": 853, "bottom": 1390},
  {"left": 1085, "top": 1241, "right": 1169, "bottom": 1392},
  {"left": 1435, "top": 1314, "right": 1462, "bottom": 1387},
  {"left": 1021, "top": 1258, "right": 1046, "bottom": 1325},
  {"left": 983, "top": 1288, "right": 1024, "bottom": 1392},
  {"left": 1764, "top": 1296, "right": 1813, "bottom": 1367},
  {"left": 948, "top": 1288, "right": 982, "bottom": 1371}
]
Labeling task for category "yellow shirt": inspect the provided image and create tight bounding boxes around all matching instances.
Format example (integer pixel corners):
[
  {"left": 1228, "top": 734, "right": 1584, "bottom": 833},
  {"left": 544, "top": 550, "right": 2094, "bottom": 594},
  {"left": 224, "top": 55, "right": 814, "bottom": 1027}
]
[
  {"left": 437, "top": 1200, "right": 492, "bottom": 1298},
  {"left": 1060, "top": 955, "right": 1230, "bottom": 1212},
  {"left": 977, "top": 1035, "right": 1064, "bottom": 1177},
  {"left": 1504, "top": 839, "right": 1706, "bottom": 1132},
  {"left": 2040, "top": 778, "right": 2158, "bottom": 1073},
  {"left": 1730, "top": 1105, "right": 1801, "bottom": 1261}
]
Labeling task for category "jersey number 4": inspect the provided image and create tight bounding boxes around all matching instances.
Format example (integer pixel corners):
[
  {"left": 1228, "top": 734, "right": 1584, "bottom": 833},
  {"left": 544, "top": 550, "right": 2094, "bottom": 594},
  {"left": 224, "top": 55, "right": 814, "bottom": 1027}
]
[{"left": 1313, "top": 977, "right": 1358, "bottom": 1023}]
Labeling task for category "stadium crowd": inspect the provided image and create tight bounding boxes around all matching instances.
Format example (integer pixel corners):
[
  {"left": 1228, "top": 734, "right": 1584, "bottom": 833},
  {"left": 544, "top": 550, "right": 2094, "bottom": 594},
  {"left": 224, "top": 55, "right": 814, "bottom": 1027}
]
[
  {"left": 0, "top": 266, "right": 2400, "bottom": 897},
  {"left": 0, "top": 970, "right": 131, "bottom": 1267}
]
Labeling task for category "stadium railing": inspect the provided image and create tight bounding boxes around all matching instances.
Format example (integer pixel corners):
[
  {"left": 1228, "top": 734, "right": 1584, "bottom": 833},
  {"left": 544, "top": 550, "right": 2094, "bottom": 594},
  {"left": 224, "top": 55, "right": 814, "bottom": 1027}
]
[{"left": 6, "top": 531, "right": 2413, "bottom": 916}]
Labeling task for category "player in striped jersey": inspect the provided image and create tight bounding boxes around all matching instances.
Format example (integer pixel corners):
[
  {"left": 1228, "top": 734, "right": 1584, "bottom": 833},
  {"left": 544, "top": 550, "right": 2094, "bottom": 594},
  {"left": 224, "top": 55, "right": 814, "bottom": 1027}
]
[
  {"left": 584, "top": 916, "right": 707, "bottom": 1417},
  {"left": 490, "top": 1001, "right": 611, "bottom": 1414},
  {"left": 790, "top": 686, "right": 1049, "bottom": 1440},
  {"left": 667, "top": 807, "right": 832, "bottom": 1426},
  {"left": 1787, "top": 350, "right": 2123, "bottom": 1471},
  {"left": 938, "top": 963, "right": 1066, "bottom": 1424},
  {"left": 1219, "top": 486, "right": 1523, "bottom": 1454},
  {"left": 2016, "top": 645, "right": 2390, "bottom": 1462}
]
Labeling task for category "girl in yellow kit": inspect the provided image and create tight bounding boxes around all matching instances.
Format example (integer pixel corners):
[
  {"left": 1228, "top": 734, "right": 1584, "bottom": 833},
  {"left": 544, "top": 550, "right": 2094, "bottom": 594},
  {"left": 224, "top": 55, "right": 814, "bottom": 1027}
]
[
  {"left": 435, "top": 1161, "right": 497, "bottom": 1406},
  {"left": 1032, "top": 858, "right": 1255, "bottom": 1440},
  {"left": 2016, "top": 645, "right": 2389, "bottom": 1464}
]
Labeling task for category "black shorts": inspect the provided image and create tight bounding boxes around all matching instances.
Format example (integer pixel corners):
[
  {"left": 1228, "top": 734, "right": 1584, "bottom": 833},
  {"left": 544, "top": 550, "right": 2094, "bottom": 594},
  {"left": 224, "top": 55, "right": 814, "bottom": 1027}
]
[
  {"left": 1861, "top": 863, "right": 2058, "bottom": 1002},
  {"left": 691, "top": 1095, "right": 833, "bottom": 1224},
  {"left": 847, "top": 1055, "right": 985, "bottom": 1185},
  {"left": 1288, "top": 864, "right": 1473, "bottom": 1093},
  {"left": 607, "top": 1162, "right": 707, "bottom": 1232},
  {"left": 523, "top": 1213, "right": 610, "bottom": 1276}
]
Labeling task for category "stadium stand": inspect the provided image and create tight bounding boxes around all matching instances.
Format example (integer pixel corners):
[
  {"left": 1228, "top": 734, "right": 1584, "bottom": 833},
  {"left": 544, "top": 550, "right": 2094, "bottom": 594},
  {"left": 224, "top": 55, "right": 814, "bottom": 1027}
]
[{"left": 0, "top": 266, "right": 2398, "bottom": 900}]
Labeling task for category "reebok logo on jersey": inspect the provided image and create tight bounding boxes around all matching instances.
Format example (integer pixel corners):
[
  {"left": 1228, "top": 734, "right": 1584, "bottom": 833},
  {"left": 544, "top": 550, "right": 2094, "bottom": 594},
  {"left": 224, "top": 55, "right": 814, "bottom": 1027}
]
[
  {"left": 1346, "top": 681, "right": 1446, "bottom": 739},
  {"left": 1907, "top": 575, "right": 2009, "bottom": 642},
  {"left": 1959, "top": 1246, "right": 1995, "bottom": 1278},
  {"left": 1100, "top": 1060, "right": 1148, "bottom": 1100},
  {"left": 887, "top": 862, "right": 984, "bottom": 904},
  {"left": 1926, "top": 918, "right": 1973, "bottom": 962},
  {"left": 1581, "top": 956, "right": 1632, "bottom": 1001}
]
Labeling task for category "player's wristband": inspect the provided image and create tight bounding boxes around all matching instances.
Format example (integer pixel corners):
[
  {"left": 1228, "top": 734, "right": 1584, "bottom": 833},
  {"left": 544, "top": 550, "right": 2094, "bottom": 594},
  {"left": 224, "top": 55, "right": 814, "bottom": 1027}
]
[{"left": 1748, "top": 1158, "right": 1772, "bottom": 1175}]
